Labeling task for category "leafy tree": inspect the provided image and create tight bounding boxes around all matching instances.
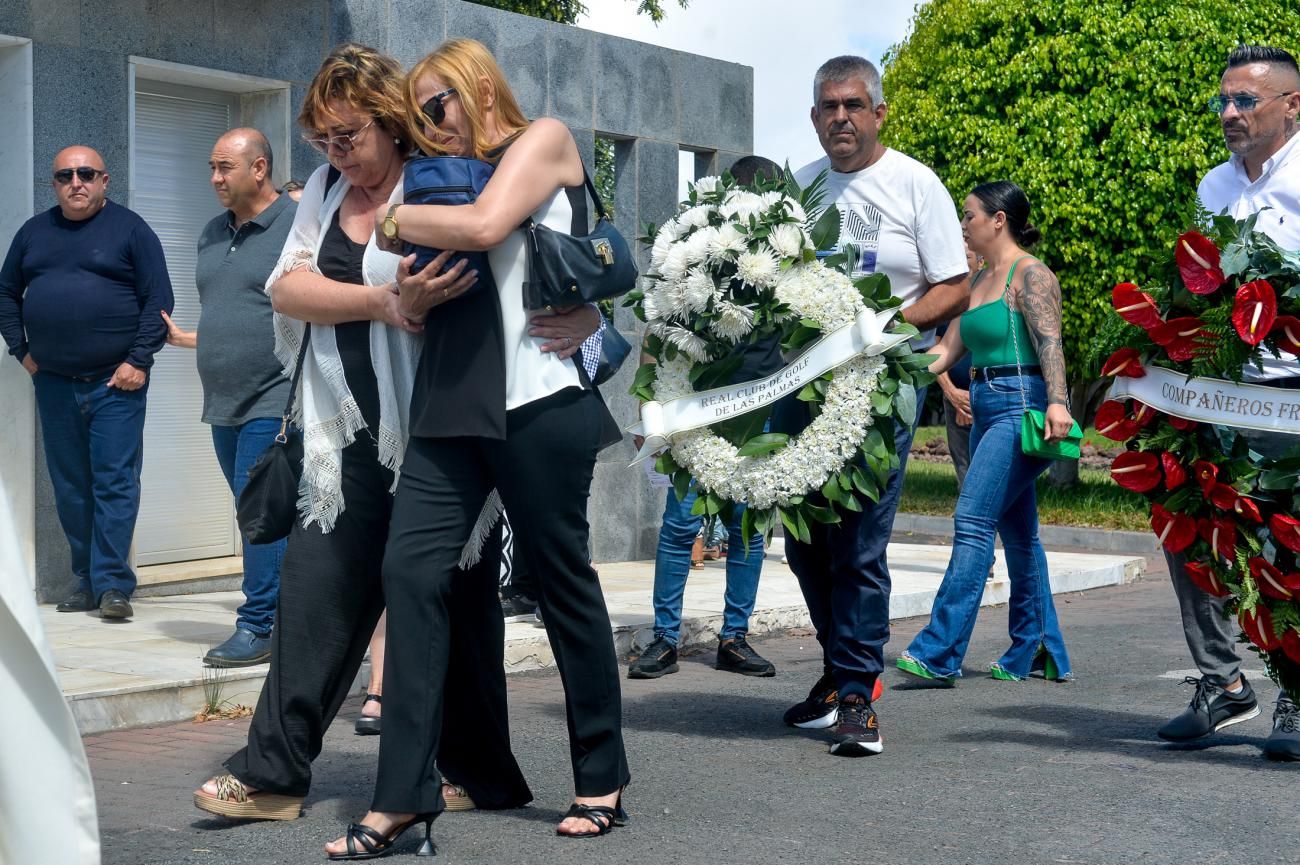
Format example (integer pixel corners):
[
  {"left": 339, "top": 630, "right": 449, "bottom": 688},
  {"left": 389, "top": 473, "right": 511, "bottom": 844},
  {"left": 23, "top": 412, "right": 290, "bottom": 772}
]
[
  {"left": 881, "top": 0, "right": 1295, "bottom": 397},
  {"left": 470, "top": 0, "right": 687, "bottom": 24}
]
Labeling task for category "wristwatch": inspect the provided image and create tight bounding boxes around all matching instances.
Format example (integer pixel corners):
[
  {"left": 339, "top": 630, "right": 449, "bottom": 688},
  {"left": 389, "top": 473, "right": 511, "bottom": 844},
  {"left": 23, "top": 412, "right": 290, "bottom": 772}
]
[{"left": 382, "top": 204, "right": 401, "bottom": 241}]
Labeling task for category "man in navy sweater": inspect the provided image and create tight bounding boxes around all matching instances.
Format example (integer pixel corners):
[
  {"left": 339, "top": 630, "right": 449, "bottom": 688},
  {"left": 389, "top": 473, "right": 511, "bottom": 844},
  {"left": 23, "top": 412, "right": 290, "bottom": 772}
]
[{"left": 0, "top": 146, "right": 174, "bottom": 620}]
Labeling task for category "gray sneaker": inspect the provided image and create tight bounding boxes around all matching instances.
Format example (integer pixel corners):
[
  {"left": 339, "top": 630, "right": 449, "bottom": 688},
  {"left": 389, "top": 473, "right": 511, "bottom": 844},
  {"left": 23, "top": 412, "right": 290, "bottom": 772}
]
[
  {"left": 1263, "top": 694, "right": 1300, "bottom": 761},
  {"left": 1157, "top": 675, "right": 1260, "bottom": 741}
]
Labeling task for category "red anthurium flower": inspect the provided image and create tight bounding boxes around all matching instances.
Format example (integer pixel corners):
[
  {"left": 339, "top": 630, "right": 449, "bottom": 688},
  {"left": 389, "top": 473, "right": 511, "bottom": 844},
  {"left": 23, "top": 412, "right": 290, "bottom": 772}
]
[
  {"left": 1175, "top": 231, "right": 1226, "bottom": 294},
  {"left": 1196, "top": 515, "right": 1237, "bottom": 561},
  {"left": 1111, "top": 451, "right": 1161, "bottom": 492},
  {"left": 1169, "top": 416, "right": 1198, "bottom": 431},
  {"left": 1209, "top": 482, "right": 1240, "bottom": 511},
  {"left": 1132, "top": 401, "right": 1159, "bottom": 427},
  {"left": 1270, "top": 513, "right": 1300, "bottom": 553},
  {"left": 1233, "top": 496, "right": 1262, "bottom": 523},
  {"left": 1101, "top": 347, "right": 1147, "bottom": 378},
  {"left": 1282, "top": 628, "right": 1300, "bottom": 665},
  {"left": 1150, "top": 317, "right": 1211, "bottom": 361},
  {"left": 1271, "top": 315, "right": 1300, "bottom": 354},
  {"left": 1240, "top": 604, "right": 1281, "bottom": 652},
  {"left": 1111, "top": 283, "right": 1162, "bottom": 329},
  {"left": 1160, "top": 452, "right": 1187, "bottom": 490},
  {"left": 1231, "top": 280, "right": 1278, "bottom": 346},
  {"left": 1096, "top": 401, "right": 1140, "bottom": 441},
  {"left": 1185, "top": 561, "right": 1232, "bottom": 597},
  {"left": 1250, "top": 557, "right": 1293, "bottom": 600},
  {"left": 1193, "top": 460, "right": 1219, "bottom": 494},
  {"left": 1151, "top": 504, "right": 1196, "bottom": 553}
]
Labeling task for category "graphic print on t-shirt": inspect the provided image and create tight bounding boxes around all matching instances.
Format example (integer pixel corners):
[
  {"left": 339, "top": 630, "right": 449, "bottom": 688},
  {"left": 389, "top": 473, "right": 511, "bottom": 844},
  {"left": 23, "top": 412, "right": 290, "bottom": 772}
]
[{"left": 837, "top": 202, "right": 882, "bottom": 275}]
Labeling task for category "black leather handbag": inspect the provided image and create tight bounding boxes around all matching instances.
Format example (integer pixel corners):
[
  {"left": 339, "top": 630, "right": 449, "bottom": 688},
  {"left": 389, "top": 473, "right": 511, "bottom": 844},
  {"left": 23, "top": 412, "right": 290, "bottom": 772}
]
[
  {"left": 522, "top": 171, "right": 638, "bottom": 310},
  {"left": 236, "top": 330, "right": 308, "bottom": 544},
  {"left": 402, "top": 155, "right": 496, "bottom": 293},
  {"left": 592, "top": 321, "right": 632, "bottom": 386}
]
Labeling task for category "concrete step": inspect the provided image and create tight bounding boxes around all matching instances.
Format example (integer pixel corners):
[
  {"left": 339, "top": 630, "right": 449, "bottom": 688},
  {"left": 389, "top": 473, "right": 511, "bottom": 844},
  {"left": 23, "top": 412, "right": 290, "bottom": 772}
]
[{"left": 46, "top": 542, "right": 1143, "bottom": 734}]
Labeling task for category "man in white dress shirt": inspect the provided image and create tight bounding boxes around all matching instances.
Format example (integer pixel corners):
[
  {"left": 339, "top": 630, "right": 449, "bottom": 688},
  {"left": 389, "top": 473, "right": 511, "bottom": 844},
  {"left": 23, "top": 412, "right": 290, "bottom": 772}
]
[{"left": 1157, "top": 45, "right": 1300, "bottom": 761}]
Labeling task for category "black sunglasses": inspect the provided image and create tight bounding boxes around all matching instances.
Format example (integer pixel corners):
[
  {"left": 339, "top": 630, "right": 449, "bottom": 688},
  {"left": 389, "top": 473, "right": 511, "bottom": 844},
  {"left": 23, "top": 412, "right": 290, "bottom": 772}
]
[
  {"left": 53, "top": 167, "right": 105, "bottom": 184},
  {"left": 420, "top": 87, "right": 458, "bottom": 127}
]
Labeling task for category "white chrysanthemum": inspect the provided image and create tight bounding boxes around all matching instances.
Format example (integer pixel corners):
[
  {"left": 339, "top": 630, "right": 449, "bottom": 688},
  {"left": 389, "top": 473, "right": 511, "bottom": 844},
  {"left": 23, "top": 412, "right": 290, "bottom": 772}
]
[
  {"left": 693, "top": 175, "right": 723, "bottom": 196},
  {"left": 769, "top": 223, "right": 807, "bottom": 259},
  {"left": 736, "top": 248, "right": 780, "bottom": 288},
  {"left": 714, "top": 302, "right": 756, "bottom": 342},
  {"left": 707, "top": 223, "right": 747, "bottom": 262},
  {"left": 759, "top": 190, "right": 785, "bottom": 210},
  {"left": 720, "top": 190, "right": 764, "bottom": 223},
  {"left": 658, "top": 218, "right": 686, "bottom": 242},
  {"left": 683, "top": 268, "right": 717, "bottom": 313},
  {"left": 660, "top": 244, "right": 692, "bottom": 283},
  {"left": 679, "top": 204, "right": 715, "bottom": 229},
  {"left": 664, "top": 326, "right": 710, "bottom": 362},
  {"left": 682, "top": 227, "right": 715, "bottom": 266},
  {"left": 641, "top": 289, "right": 664, "bottom": 321},
  {"left": 785, "top": 200, "right": 808, "bottom": 224},
  {"left": 649, "top": 229, "right": 676, "bottom": 272},
  {"left": 774, "top": 261, "right": 863, "bottom": 328}
]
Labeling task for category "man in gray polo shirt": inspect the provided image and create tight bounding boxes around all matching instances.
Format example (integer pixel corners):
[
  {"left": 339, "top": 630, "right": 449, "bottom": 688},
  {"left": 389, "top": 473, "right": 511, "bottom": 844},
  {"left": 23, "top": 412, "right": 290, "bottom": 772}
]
[{"left": 163, "top": 128, "right": 295, "bottom": 667}]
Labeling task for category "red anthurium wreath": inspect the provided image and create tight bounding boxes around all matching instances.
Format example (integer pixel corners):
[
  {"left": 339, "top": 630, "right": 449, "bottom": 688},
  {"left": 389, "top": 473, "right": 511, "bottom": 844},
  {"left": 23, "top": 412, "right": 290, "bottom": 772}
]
[{"left": 1093, "top": 214, "right": 1300, "bottom": 701}]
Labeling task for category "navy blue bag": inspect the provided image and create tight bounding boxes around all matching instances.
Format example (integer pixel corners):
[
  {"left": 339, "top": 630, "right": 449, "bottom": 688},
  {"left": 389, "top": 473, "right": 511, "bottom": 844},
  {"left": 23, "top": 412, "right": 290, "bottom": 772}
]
[{"left": 402, "top": 156, "right": 496, "bottom": 293}]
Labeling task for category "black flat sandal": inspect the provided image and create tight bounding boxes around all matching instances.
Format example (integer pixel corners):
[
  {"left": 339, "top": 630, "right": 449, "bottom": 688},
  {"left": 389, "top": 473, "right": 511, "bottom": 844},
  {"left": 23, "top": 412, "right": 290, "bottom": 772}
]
[
  {"left": 354, "top": 694, "right": 381, "bottom": 736},
  {"left": 327, "top": 813, "right": 437, "bottom": 860},
  {"left": 556, "top": 797, "right": 628, "bottom": 838}
]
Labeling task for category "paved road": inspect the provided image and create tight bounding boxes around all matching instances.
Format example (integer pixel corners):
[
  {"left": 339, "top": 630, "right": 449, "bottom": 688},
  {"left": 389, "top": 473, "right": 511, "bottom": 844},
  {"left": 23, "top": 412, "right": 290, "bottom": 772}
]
[{"left": 90, "top": 562, "right": 1299, "bottom": 865}]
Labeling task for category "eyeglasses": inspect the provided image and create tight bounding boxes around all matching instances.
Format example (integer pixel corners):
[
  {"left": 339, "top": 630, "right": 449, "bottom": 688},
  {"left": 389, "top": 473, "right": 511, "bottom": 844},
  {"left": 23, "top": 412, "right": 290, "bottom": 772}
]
[
  {"left": 304, "top": 119, "right": 375, "bottom": 154},
  {"left": 53, "top": 167, "right": 105, "bottom": 184},
  {"left": 420, "top": 88, "right": 458, "bottom": 127},
  {"left": 1207, "top": 91, "right": 1295, "bottom": 114}
]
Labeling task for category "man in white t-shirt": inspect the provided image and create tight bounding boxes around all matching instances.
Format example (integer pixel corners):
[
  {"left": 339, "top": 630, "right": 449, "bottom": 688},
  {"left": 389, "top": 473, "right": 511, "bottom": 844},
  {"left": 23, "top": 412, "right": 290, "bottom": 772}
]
[
  {"left": 1157, "top": 45, "right": 1300, "bottom": 762},
  {"left": 778, "top": 55, "right": 969, "bottom": 757}
]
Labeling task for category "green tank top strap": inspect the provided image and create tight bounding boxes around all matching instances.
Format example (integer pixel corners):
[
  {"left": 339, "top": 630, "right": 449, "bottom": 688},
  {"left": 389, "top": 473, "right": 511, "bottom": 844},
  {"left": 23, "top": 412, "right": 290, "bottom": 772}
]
[{"left": 1002, "top": 255, "right": 1034, "bottom": 300}]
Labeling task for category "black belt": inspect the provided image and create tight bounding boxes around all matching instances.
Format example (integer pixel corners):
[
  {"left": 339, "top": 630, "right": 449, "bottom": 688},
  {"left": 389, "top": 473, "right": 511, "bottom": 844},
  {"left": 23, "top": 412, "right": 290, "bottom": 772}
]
[{"left": 971, "top": 364, "right": 1042, "bottom": 381}]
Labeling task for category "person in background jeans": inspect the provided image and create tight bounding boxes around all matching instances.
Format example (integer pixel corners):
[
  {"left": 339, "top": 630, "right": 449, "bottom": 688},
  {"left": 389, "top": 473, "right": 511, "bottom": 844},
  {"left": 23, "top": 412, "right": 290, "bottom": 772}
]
[
  {"left": 163, "top": 128, "right": 296, "bottom": 667},
  {"left": 0, "top": 145, "right": 174, "bottom": 622},
  {"left": 627, "top": 155, "right": 784, "bottom": 682}
]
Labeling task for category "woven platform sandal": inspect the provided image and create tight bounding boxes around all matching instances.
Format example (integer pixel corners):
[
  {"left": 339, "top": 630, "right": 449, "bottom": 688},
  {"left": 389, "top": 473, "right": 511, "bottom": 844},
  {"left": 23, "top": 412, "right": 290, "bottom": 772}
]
[{"left": 193, "top": 774, "right": 303, "bottom": 821}]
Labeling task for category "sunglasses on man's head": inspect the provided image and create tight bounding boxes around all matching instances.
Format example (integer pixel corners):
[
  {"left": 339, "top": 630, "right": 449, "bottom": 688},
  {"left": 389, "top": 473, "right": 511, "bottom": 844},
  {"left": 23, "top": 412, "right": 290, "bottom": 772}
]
[
  {"left": 421, "top": 88, "right": 458, "bottom": 127},
  {"left": 53, "top": 167, "right": 105, "bottom": 184}
]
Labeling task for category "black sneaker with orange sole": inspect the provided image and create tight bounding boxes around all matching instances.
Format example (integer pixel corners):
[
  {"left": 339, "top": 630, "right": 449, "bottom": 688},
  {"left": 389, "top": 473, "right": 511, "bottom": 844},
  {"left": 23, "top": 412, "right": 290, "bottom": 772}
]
[{"left": 783, "top": 671, "right": 884, "bottom": 729}]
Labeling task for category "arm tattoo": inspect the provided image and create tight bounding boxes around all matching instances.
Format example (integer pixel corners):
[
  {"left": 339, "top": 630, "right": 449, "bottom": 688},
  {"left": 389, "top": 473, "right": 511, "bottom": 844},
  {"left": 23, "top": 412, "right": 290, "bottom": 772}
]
[{"left": 1014, "top": 263, "right": 1069, "bottom": 406}]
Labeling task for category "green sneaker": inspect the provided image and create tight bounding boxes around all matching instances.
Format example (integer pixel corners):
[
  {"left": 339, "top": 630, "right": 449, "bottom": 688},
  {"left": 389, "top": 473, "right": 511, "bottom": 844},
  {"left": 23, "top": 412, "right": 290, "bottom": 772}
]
[
  {"left": 896, "top": 653, "right": 955, "bottom": 686},
  {"left": 989, "top": 663, "right": 1024, "bottom": 682}
]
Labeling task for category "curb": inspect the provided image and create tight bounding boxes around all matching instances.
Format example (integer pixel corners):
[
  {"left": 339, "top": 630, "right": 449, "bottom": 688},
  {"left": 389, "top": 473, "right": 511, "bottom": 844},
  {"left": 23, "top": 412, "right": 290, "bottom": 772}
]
[{"left": 891, "top": 512, "right": 1154, "bottom": 555}]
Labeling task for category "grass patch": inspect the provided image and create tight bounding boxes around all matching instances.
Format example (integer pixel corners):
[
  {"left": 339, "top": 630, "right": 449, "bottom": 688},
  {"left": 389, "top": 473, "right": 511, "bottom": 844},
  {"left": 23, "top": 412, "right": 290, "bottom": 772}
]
[{"left": 900, "top": 457, "right": 1151, "bottom": 532}]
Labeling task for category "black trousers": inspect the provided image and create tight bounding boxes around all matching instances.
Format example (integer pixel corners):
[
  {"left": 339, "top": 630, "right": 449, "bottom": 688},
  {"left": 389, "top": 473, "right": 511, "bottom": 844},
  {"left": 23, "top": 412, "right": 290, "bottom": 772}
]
[
  {"left": 225, "top": 438, "right": 530, "bottom": 809},
  {"left": 374, "top": 387, "right": 629, "bottom": 814}
]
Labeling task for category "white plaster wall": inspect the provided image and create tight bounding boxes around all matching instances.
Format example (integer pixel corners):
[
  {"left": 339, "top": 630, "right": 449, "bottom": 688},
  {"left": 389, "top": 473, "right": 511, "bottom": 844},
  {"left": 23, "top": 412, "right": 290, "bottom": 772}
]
[{"left": 0, "top": 37, "right": 35, "bottom": 587}]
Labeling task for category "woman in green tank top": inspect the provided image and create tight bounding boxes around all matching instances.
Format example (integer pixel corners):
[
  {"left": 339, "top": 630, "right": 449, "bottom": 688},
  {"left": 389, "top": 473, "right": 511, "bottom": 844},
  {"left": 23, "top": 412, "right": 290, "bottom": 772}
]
[{"left": 897, "top": 181, "right": 1076, "bottom": 684}]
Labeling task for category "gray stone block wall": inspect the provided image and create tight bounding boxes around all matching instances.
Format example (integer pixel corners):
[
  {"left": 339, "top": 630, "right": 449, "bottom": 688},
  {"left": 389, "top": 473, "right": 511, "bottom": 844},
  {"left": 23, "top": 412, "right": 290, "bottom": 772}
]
[{"left": 5, "top": 0, "right": 753, "bottom": 588}]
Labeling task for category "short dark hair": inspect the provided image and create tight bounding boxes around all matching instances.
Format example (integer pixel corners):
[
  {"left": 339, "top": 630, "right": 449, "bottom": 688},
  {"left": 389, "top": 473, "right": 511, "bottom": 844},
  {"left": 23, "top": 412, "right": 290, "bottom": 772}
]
[
  {"left": 971, "top": 180, "right": 1041, "bottom": 248},
  {"left": 280, "top": 179, "right": 305, "bottom": 193},
  {"left": 729, "top": 155, "right": 781, "bottom": 186},
  {"left": 1227, "top": 44, "right": 1300, "bottom": 77}
]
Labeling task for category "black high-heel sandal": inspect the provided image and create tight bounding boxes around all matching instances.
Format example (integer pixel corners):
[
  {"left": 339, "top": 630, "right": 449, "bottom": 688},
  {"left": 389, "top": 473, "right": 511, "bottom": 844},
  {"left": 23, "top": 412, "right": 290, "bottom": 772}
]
[
  {"left": 327, "top": 812, "right": 437, "bottom": 860},
  {"left": 556, "top": 790, "right": 628, "bottom": 838},
  {"left": 354, "top": 694, "right": 382, "bottom": 736}
]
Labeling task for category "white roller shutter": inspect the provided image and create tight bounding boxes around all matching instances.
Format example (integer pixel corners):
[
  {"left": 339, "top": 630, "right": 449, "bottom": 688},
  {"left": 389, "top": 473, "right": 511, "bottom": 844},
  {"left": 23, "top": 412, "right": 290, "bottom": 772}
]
[{"left": 132, "top": 90, "right": 238, "bottom": 565}]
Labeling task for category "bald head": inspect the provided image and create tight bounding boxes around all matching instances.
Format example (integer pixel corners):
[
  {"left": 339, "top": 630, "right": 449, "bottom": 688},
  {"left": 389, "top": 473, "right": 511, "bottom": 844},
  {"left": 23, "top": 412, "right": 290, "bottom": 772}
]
[
  {"left": 52, "top": 145, "right": 109, "bottom": 221},
  {"left": 210, "top": 127, "right": 280, "bottom": 222}
]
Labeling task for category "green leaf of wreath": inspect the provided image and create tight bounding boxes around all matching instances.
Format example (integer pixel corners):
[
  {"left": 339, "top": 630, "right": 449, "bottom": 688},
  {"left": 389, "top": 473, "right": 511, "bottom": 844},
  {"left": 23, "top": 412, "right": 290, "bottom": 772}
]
[
  {"left": 895, "top": 382, "right": 917, "bottom": 425},
  {"left": 821, "top": 477, "right": 846, "bottom": 504},
  {"left": 806, "top": 504, "right": 841, "bottom": 525},
  {"left": 840, "top": 492, "right": 863, "bottom": 513},
  {"left": 870, "top": 390, "right": 893, "bottom": 415},
  {"left": 780, "top": 507, "right": 811, "bottom": 544},
  {"left": 673, "top": 470, "right": 691, "bottom": 505},
  {"left": 809, "top": 205, "right": 842, "bottom": 252},
  {"left": 735, "top": 432, "right": 791, "bottom": 457}
]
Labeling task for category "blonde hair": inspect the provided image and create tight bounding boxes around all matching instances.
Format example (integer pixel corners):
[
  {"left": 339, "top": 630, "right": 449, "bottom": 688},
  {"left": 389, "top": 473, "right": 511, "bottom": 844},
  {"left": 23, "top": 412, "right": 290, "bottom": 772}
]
[
  {"left": 299, "top": 43, "right": 415, "bottom": 154},
  {"left": 404, "top": 38, "right": 530, "bottom": 161}
]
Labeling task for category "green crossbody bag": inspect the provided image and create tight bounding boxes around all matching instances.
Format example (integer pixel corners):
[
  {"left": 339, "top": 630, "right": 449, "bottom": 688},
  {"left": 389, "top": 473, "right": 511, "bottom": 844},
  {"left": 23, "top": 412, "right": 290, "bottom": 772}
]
[{"left": 1005, "top": 260, "right": 1083, "bottom": 462}]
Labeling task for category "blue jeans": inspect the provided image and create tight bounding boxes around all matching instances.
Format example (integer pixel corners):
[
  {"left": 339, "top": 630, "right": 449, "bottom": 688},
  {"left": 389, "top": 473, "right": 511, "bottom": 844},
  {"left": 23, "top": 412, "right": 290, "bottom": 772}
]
[
  {"left": 905, "top": 374, "right": 1071, "bottom": 678},
  {"left": 33, "top": 371, "right": 147, "bottom": 601},
  {"left": 211, "top": 418, "right": 289, "bottom": 636},
  {"left": 652, "top": 486, "right": 764, "bottom": 645},
  {"left": 774, "top": 386, "right": 926, "bottom": 700}
]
